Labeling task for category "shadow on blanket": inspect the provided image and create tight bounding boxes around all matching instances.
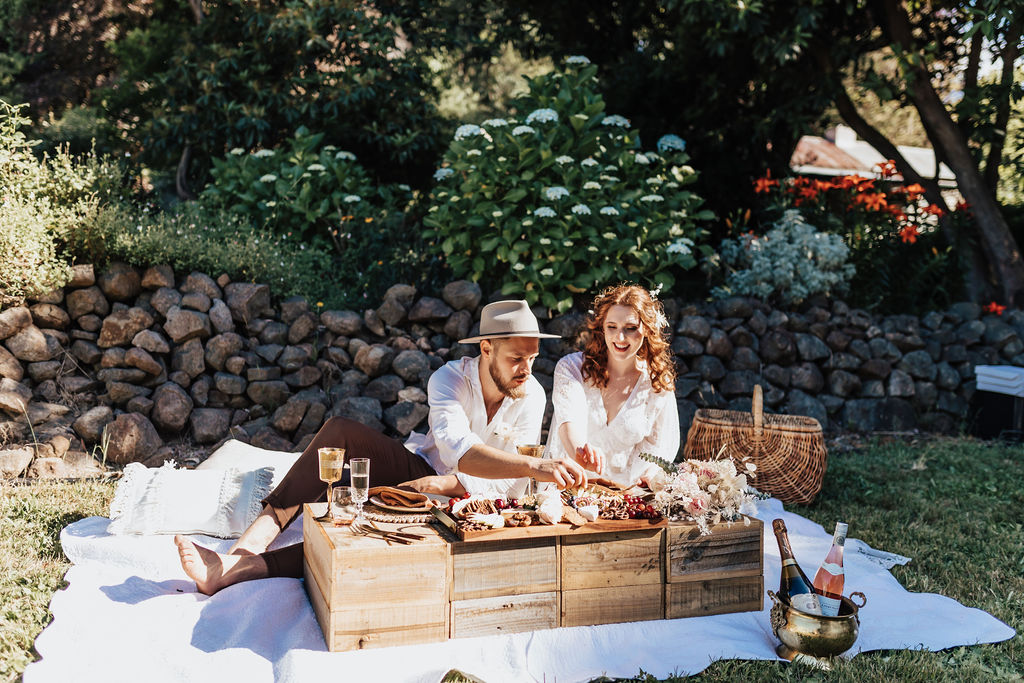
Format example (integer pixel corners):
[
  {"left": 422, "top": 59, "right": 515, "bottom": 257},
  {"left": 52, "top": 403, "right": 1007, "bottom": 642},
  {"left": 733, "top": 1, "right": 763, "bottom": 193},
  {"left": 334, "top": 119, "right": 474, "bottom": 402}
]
[{"left": 101, "top": 577, "right": 194, "bottom": 605}]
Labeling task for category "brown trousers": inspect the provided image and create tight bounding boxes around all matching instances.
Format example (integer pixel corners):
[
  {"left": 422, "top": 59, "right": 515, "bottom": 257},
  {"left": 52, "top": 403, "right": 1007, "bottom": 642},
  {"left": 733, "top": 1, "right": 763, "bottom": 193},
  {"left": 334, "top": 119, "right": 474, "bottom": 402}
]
[{"left": 260, "top": 417, "right": 436, "bottom": 577}]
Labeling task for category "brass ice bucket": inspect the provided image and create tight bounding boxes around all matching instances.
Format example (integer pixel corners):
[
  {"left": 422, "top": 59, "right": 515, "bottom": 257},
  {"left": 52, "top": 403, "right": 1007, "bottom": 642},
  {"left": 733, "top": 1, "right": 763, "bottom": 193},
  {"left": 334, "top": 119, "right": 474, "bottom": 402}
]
[{"left": 768, "top": 590, "right": 867, "bottom": 660}]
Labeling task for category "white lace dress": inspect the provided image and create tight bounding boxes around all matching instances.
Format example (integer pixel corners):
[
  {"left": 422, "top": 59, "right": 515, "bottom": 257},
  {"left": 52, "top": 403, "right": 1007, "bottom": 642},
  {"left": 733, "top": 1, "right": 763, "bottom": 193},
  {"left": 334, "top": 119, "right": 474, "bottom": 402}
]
[{"left": 546, "top": 352, "right": 680, "bottom": 487}]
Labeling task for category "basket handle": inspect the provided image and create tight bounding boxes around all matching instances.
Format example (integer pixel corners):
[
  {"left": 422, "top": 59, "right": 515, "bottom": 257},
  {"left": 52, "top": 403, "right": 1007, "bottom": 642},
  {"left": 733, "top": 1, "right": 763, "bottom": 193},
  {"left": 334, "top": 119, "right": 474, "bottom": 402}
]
[{"left": 752, "top": 384, "right": 763, "bottom": 443}]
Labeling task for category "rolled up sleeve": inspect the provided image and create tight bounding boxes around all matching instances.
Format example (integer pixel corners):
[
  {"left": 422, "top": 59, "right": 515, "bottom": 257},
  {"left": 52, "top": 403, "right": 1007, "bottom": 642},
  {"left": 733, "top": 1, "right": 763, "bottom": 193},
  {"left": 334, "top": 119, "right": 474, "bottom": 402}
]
[{"left": 426, "top": 366, "right": 483, "bottom": 473}]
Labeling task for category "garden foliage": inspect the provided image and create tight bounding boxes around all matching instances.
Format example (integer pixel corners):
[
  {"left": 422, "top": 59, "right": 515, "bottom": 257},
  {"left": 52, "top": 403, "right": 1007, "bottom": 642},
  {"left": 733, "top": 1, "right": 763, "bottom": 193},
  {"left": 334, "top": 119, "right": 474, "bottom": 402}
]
[
  {"left": 747, "top": 166, "right": 964, "bottom": 313},
  {"left": 424, "top": 58, "right": 713, "bottom": 312},
  {"left": 714, "top": 210, "right": 854, "bottom": 306}
]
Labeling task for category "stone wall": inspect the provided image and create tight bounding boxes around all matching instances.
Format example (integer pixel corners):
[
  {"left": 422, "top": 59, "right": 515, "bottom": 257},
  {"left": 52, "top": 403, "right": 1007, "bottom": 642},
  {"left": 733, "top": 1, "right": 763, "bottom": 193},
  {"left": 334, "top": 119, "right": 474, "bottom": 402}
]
[{"left": 1, "top": 261, "right": 1020, "bottom": 478}]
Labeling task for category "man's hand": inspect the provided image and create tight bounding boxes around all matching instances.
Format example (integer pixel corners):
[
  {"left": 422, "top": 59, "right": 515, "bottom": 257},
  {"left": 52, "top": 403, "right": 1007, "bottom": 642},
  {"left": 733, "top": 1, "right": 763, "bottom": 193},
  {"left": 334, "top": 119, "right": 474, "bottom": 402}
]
[
  {"left": 574, "top": 444, "right": 604, "bottom": 475},
  {"left": 531, "top": 457, "right": 588, "bottom": 490}
]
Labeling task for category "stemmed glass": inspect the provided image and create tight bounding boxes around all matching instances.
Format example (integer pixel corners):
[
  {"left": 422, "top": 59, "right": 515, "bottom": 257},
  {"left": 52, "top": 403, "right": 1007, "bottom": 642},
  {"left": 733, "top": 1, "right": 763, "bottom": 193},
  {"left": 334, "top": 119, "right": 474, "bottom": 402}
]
[
  {"left": 517, "top": 444, "right": 545, "bottom": 497},
  {"left": 349, "top": 458, "right": 370, "bottom": 523},
  {"left": 317, "top": 447, "right": 346, "bottom": 523}
]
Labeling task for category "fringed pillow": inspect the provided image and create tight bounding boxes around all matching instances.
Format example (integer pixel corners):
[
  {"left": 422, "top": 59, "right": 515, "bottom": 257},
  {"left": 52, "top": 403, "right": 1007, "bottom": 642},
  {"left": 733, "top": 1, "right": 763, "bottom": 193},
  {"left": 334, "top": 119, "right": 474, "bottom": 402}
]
[{"left": 108, "top": 462, "right": 273, "bottom": 538}]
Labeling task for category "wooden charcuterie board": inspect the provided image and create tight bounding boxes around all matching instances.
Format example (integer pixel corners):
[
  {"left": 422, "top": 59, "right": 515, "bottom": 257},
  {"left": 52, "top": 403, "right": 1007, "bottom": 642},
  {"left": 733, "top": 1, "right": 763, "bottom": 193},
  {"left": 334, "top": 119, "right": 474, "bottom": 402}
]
[{"left": 430, "top": 506, "right": 666, "bottom": 542}]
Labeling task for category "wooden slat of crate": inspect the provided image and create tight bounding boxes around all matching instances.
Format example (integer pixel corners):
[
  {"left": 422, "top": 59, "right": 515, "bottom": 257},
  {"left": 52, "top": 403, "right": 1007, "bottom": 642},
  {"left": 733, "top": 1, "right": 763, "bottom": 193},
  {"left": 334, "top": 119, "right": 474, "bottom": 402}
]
[
  {"left": 666, "top": 574, "right": 764, "bottom": 618},
  {"left": 450, "top": 591, "right": 559, "bottom": 639},
  {"left": 452, "top": 537, "right": 558, "bottom": 600},
  {"left": 560, "top": 529, "right": 664, "bottom": 590},
  {"left": 304, "top": 558, "right": 448, "bottom": 651},
  {"left": 561, "top": 584, "right": 664, "bottom": 627},
  {"left": 666, "top": 518, "right": 763, "bottom": 582},
  {"left": 302, "top": 505, "right": 450, "bottom": 651}
]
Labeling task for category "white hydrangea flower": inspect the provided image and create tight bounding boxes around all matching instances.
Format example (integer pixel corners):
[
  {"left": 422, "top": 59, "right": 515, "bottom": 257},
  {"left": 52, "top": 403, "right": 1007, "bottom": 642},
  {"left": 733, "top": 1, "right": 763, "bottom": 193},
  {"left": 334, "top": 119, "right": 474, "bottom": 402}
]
[
  {"left": 566, "top": 55, "right": 591, "bottom": 65},
  {"left": 667, "top": 240, "right": 692, "bottom": 255},
  {"left": 601, "top": 114, "right": 630, "bottom": 127},
  {"left": 646, "top": 177, "right": 664, "bottom": 185},
  {"left": 512, "top": 263, "right": 526, "bottom": 271},
  {"left": 573, "top": 113, "right": 589, "bottom": 120},
  {"left": 641, "top": 194, "right": 664, "bottom": 202},
  {"left": 512, "top": 125, "right": 536, "bottom": 136},
  {"left": 398, "top": 184, "right": 411, "bottom": 191},
  {"left": 534, "top": 207, "right": 557, "bottom": 218},
  {"left": 522, "top": 219, "right": 534, "bottom": 226},
  {"left": 545, "top": 186, "right": 570, "bottom": 201},
  {"left": 492, "top": 210, "right": 503, "bottom": 218},
  {"left": 334, "top": 151, "right": 357, "bottom": 161},
  {"left": 571, "top": 204, "right": 591, "bottom": 215},
  {"left": 580, "top": 158, "right": 599, "bottom": 168},
  {"left": 563, "top": 239, "right": 574, "bottom": 247},
  {"left": 265, "top": 200, "right": 277, "bottom": 207},
  {"left": 539, "top": 237, "right": 551, "bottom": 245},
  {"left": 455, "top": 124, "right": 485, "bottom": 140},
  {"left": 587, "top": 245, "right": 599, "bottom": 252},
  {"left": 434, "top": 167, "right": 454, "bottom": 181},
  {"left": 657, "top": 134, "right": 686, "bottom": 153},
  {"left": 600, "top": 174, "right": 620, "bottom": 183},
  {"left": 254, "top": 149, "right": 275, "bottom": 158},
  {"left": 665, "top": 181, "right": 680, "bottom": 188},
  {"left": 230, "top": 148, "right": 245, "bottom": 155},
  {"left": 482, "top": 118, "right": 509, "bottom": 127},
  {"left": 259, "top": 174, "right": 278, "bottom": 183},
  {"left": 556, "top": 155, "right": 574, "bottom": 165},
  {"left": 540, "top": 268, "right": 554, "bottom": 277},
  {"left": 308, "top": 163, "right": 326, "bottom": 172},
  {"left": 526, "top": 108, "right": 558, "bottom": 124},
  {"left": 583, "top": 181, "right": 601, "bottom": 190},
  {"left": 343, "top": 194, "right": 362, "bottom": 203},
  {"left": 602, "top": 232, "right": 617, "bottom": 239},
  {"left": 634, "top": 153, "right": 651, "bottom": 165},
  {"left": 467, "top": 149, "right": 482, "bottom": 157},
  {"left": 497, "top": 156, "right": 508, "bottom": 162},
  {"left": 600, "top": 206, "right": 620, "bottom": 216}
]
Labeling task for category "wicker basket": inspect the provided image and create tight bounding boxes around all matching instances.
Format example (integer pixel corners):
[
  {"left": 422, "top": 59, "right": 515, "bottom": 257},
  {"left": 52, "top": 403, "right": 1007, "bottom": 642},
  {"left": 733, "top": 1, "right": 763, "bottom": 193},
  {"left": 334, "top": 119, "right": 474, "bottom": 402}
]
[{"left": 683, "top": 385, "right": 827, "bottom": 504}]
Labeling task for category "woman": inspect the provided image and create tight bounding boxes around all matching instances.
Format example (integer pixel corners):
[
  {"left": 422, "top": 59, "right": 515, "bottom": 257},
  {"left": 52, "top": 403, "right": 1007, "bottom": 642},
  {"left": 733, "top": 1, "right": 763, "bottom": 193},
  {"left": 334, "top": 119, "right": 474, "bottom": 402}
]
[{"left": 547, "top": 284, "right": 679, "bottom": 488}]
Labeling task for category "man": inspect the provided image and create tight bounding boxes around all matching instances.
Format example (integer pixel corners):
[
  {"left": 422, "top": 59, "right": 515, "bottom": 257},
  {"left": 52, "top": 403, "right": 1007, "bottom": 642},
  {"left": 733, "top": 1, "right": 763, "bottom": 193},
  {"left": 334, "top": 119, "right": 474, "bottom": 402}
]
[{"left": 175, "top": 300, "right": 589, "bottom": 594}]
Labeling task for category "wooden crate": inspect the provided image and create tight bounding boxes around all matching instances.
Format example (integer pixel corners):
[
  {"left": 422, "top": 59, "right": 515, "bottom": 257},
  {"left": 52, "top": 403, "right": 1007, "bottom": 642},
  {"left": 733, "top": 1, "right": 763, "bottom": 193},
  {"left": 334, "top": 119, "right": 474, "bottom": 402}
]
[
  {"left": 450, "top": 591, "right": 559, "bottom": 639},
  {"left": 302, "top": 505, "right": 449, "bottom": 651},
  {"left": 561, "top": 584, "right": 664, "bottom": 627},
  {"left": 664, "top": 517, "right": 764, "bottom": 618},
  {"left": 561, "top": 528, "right": 664, "bottom": 590},
  {"left": 451, "top": 537, "right": 558, "bottom": 600}
]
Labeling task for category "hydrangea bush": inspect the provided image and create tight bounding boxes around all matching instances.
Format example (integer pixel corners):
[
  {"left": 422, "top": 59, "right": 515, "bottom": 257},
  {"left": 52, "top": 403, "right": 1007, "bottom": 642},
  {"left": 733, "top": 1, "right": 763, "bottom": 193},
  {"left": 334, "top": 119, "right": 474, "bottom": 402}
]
[
  {"left": 424, "top": 58, "right": 713, "bottom": 312},
  {"left": 201, "top": 127, "right": 419, "bottom": 302},
  {"left": 713, "top": 209, "right": 855, "bottom": 305}
]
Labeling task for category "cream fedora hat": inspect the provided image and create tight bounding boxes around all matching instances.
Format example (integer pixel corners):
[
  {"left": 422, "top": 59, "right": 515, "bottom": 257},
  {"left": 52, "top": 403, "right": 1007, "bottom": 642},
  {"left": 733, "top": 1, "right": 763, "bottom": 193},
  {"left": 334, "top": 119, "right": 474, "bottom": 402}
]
[{"left": 458, "top": 300, "right": 562, "bottom": 344}]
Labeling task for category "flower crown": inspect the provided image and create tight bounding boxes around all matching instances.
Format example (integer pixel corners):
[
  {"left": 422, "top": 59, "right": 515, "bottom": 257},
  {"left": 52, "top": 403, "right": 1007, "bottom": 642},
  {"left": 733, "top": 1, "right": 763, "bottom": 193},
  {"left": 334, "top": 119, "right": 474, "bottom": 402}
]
[{"left": 589, "top": 284, "right": 669, "bottom": 332}]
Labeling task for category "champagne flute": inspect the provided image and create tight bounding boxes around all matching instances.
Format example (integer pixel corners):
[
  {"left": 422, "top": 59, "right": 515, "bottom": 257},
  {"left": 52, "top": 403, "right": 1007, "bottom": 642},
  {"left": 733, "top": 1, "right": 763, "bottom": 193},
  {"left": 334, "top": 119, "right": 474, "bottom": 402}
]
[
  {"left": 318, "top": 447, "right": 346, "bottom": 523},
  {"left": 517, "top": 444, "right": 545, "bottom": 497},
  {"left": 349, "top": 458, "right": 370, "bottom": 523}
]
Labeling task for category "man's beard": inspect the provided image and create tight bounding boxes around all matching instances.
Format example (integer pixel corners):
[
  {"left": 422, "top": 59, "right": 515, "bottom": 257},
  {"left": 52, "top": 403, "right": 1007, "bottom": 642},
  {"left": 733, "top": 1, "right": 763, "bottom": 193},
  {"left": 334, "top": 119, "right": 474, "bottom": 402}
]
[{"left": 490, "top": 363, "right": 529, "bottom": 399}]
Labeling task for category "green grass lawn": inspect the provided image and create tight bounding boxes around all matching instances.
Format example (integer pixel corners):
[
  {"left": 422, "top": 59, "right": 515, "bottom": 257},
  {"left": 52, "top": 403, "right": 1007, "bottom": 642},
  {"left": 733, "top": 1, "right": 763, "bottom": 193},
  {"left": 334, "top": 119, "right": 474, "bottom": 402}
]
[{"left": 3, "top": 437, "right": 1022, "bottom": 683}]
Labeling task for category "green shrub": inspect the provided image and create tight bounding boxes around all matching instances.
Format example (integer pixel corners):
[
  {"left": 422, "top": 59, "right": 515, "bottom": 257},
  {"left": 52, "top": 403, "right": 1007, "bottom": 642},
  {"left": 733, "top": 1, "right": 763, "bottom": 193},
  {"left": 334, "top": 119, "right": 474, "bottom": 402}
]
[
  {"left": 0, "top": 195, "right": 73, "bottom": 298},
  {"left": 713, "top": 209, "right": 854, "bottom": 305},
  {"left": 424, "top": 57, "right": 713, "bottom": 312},
  {"left": 746, "top": 170, "right": 963, "bottom": 312}
]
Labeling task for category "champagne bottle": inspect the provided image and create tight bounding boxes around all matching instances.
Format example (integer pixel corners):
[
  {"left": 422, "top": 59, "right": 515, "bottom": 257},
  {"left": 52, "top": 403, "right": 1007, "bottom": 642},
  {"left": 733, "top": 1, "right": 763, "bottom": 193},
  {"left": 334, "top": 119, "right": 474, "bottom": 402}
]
[
  {"left": 772, "top": 519, "right": 823, "bottom": 615},
  {"left": 813, "top": 521, "right": 848, "bottom": 617}
]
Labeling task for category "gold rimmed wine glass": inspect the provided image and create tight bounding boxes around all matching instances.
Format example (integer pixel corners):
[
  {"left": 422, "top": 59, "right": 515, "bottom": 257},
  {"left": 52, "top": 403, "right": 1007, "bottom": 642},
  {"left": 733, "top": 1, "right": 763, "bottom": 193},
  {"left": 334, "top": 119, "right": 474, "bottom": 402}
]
[{"left": 317, "top": 447, "right": 346, "bottom": 523}]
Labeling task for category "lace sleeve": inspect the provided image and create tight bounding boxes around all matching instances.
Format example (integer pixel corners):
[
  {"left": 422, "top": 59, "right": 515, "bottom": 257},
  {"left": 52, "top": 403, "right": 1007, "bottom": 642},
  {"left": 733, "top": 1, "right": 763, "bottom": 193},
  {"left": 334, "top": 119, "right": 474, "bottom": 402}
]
[
  {"left": 636, "top": 389, "right": 680, "bottom": 465},
  {"left": 551, "top": 353, "right": 588, "bottom": 448}
]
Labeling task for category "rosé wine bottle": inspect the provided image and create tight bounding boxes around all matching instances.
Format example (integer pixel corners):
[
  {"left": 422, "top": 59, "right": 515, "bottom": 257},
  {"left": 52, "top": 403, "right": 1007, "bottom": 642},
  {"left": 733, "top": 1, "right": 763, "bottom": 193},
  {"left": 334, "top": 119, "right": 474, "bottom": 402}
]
[{"left": 813, "top": 521, "right": 848, "bottom": 616}]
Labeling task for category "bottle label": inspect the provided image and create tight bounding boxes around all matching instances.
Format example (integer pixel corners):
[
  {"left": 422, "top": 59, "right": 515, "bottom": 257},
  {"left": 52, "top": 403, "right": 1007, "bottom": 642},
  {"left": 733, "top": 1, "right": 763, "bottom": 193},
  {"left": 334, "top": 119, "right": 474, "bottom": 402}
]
[
  {"left": 818, "top": 595, "right": 842, "bottom": 617},
  {"left": 789, "top": 592, "right": 822, "bottom": 615},
  {"left": 818, "top": 561, "right": 843, "bottom": 577}
]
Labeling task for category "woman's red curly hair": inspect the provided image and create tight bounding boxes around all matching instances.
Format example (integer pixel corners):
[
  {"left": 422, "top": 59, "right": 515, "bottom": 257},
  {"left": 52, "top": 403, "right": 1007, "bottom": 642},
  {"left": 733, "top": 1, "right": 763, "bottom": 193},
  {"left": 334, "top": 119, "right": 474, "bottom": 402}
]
[{"left": 581, "top": 284, "right": 675, "bottom": 394}]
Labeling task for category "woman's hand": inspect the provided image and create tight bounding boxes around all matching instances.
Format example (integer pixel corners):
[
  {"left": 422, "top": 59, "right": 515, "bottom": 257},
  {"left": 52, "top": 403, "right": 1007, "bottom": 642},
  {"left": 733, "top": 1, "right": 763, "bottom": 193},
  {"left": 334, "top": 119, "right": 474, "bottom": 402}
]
[{"left": 574, "top": 443, "right": 605, "bottom": 475}]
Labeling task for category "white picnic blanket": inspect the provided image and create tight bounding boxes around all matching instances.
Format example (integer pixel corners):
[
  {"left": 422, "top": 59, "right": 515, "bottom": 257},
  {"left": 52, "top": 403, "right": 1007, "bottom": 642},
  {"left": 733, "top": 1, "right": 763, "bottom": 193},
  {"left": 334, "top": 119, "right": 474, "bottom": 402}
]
[{"left": 24, "top": 498, "right": 1014, "bottom": 683}]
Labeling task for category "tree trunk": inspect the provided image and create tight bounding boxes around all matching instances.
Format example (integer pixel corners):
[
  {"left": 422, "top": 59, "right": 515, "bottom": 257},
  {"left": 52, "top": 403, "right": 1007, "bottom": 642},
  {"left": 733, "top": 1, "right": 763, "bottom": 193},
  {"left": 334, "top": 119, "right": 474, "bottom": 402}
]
[
  {"left": 176, "top": 145, "right": 197, "bottom": 201},
  {"left": 880, "top": 0, "right": 1024, "bottom": 306}
]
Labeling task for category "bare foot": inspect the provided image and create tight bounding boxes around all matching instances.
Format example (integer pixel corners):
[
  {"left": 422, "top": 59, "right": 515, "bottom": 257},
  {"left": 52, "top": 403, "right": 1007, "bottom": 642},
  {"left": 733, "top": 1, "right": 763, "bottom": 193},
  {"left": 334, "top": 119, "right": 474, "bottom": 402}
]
[{"left": 174, "top": 535, "right": 267, "bottom": 595}]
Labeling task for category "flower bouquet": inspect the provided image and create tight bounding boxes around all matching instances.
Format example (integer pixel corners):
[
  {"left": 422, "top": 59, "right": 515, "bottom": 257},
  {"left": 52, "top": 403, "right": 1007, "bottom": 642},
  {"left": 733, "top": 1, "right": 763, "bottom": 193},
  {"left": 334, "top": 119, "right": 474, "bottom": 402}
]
[{"left": 643, "top": 449, "right": 762, "bottom": 535}]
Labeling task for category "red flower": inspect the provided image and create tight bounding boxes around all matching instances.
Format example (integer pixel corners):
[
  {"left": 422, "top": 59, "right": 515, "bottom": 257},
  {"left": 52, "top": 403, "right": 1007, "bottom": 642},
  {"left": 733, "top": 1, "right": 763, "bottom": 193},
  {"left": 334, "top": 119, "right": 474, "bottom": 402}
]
[
  {"left": 854, "top": 192, "right": 889, "bottom": 211},
  {"left": 922, "top": 203, "right": 946, "bottom": 217},
  {"left": 899, "top": 224, "right": 919, "bottom": 243},
  {"left": 955, "top": 200, "right": 971, "bottom": 212},
  {"left": 984, "top": 301, "right": 1007, "bottom": 316},
  {"left": 902, "top": 183, "right": 925, "bottom": 200},
  {"left": 753, "top": 170, "right": 779, "bottom": 194},
  {"left": 875, "top": 159, "right": 898, "bottom": 178}
]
